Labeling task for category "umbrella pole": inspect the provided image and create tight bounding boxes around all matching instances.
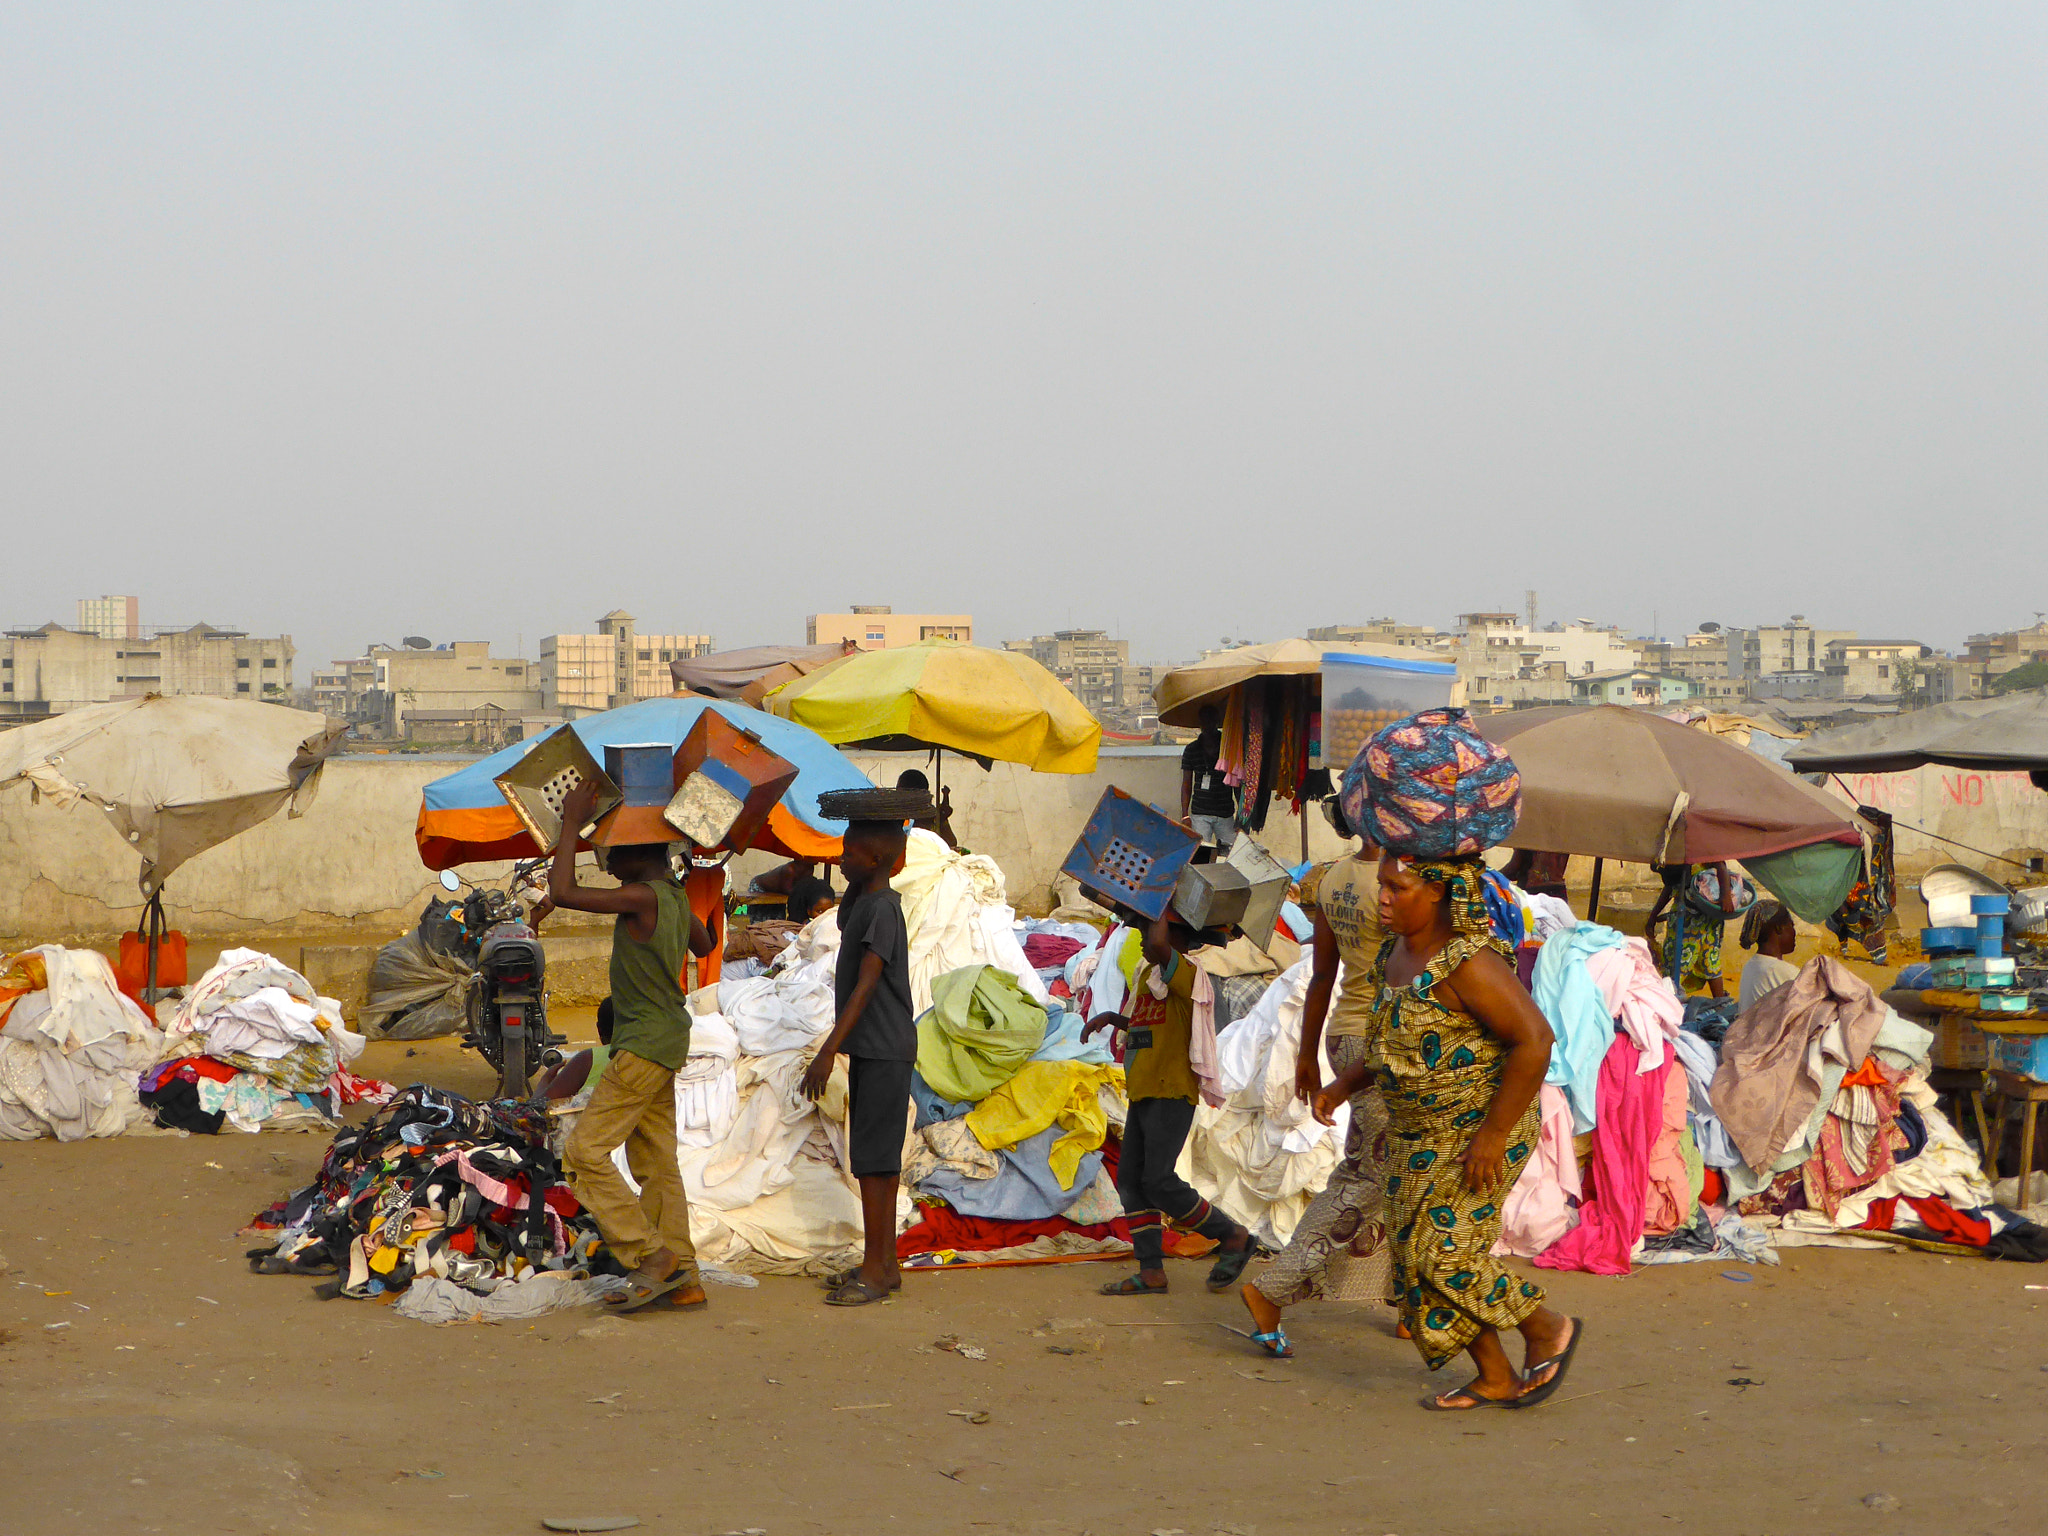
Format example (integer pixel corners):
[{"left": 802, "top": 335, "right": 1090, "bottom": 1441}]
[
  {"left": 1670, "top": 867, "right": 1688, "bottom": 992},
  {"left": 1587, "top": 858, "right": 1603, "bottom": 923}
]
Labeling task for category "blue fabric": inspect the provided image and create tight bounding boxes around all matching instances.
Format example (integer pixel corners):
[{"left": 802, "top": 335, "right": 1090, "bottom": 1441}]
[
  {"left": 1480, "top": 870, "right": 1525, "bottom": 949},
  {"left": 915, "top": 1124, "right": 1104, "bottom": 1221},
  {"left": 1279, "top": 900, "right": 1314, "bottom": 942},
  {"left": 1532, "top": 922, "right": 1630, "bottom": 1134},
  {"left": 1031, "top": 1006, "right": 1117, "bottom": 1066},
  {"left": 910, "top": 1071, "right": 975, "bottom": 1129}
]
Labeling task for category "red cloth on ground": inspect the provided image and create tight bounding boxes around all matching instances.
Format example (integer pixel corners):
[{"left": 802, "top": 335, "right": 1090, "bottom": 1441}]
[
  {"left": 1700, "top": 1169, "right": 1725, "bottom": 1206},
  {"left": 1860, "top": 1194, "right": 1992, "bottom": 1246},
  {"left": 1022, "top": 935, "right": 1087, "bottom": 970},
  {"left": 897, "top": 1207, "right": 1121, "bottom": 1256},
  {"left": 1536, "top": 1035, "right": 1663, "bottom": 1275}
]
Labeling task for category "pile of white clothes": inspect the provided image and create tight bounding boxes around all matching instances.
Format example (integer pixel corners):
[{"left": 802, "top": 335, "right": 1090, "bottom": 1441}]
[
  {"left": 0, "top": 946, "right": 163, "bottom": 1140},
  {"left": 159, "top": 948, "right": 367, "bottom": 1129}
]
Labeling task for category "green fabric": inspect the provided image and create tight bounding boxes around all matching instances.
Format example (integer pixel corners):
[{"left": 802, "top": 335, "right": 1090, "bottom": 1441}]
[
  {"left": 1742, "top": 842, "right": 1864, "bottom": 925},
  {"left": 1679, "top": 1123, "right": 1705, "bottom": 1209},
  {"left": 915, "top": 965, "right": 1047, "bottom": 1102},
  {"left": 608, "top": 880, "right": 693, "bottom": 1071}
]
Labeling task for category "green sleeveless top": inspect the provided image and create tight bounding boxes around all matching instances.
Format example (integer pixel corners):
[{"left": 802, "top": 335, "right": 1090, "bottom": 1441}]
[{"left": 608, "top": 880, "right": 693, "bottom": 1070}]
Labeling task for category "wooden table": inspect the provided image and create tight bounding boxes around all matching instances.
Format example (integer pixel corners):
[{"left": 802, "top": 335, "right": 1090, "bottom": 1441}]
[{"left": 1885, "top": 988, "right": 2048, "bottom": 1179}]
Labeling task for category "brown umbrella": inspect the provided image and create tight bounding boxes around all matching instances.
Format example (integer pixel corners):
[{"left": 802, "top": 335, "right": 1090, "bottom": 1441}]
[
  {"left": 669, "top": 641, "right": 858, "bottom": 707},
  {"left": 1473, "top": 706, "right": 1865, "bottom": 864},
  {"left": 1153, "top": 639, "right": 1446, "bottom": 728}
]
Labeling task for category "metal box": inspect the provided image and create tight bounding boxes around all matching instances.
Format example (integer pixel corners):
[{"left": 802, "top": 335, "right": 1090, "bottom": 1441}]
[
  {"left": 1224, "top": 836, "right": 1293, "bottom": 950},
  {"left": 666, "top": 712, "right": 799, "bottom": 852},
  {"left": 1061, "top": 787, "right": 1199, "bottom": 923},
  {"left": 1991, "top": 1030, "right": 2048, "bottom": 1078},
  {"left": 1171, "top": 861, "right": 1252, "bottom": 934},
  {"left": 493, "top": 728, "right": 623, "bottom": 855},
  {"left": 590, "top": 743, "right": 686, "bottom": 847}
]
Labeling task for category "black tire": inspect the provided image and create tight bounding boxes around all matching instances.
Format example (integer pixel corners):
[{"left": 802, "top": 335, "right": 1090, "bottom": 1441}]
[{"left": 497, "top": 1023, "right": 527, "bottom": 1100}]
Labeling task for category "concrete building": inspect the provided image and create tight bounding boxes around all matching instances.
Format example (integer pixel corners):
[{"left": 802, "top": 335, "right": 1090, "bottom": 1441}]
[
  {"left": 0, "top": 620, "right": 294, "bottom": 719},
  {"left": 1306, "top": 619, "right": 1443, "bottom": 650},
  {"left": 1004, "top": 629, "right": 1156, "bottom": 723},
  {"left": 1960, "top": 622, "right": 2048, "bottom": 696},
  {"left": 539, "top": 612, "right": 713, "bottom": 713},
  {"left": 1723, "top": 617, "right": 1856, "bottom": 680},
  {"left": 310, "top": 655, "right": 380, "bottom": 719},
  {"left": 807, "top": 606, "right": 972, "bottom": 649},
  {"left": 1447, "top": 613, "right": 1640, "bottom": 710},
  {"left": 363, "top": 642, "right": 542, "bottom": 740},
  {"left": 1570, "top": 669, "right": 1697, "bottom": 707},
  {"left": 78, "top": 595, "right": 140, "bottom": 640},
  {"left": 1824, "top": 639, "right": 1930, "bottom": 699}
]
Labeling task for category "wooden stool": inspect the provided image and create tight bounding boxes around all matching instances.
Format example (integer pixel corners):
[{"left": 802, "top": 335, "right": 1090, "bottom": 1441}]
[
  {"left": 1983, "top": 1071, "right": 2048, "bottom": 1183},
  {"left": 1930, "top": 1067, "right": 1993, "bottom": 1177}
]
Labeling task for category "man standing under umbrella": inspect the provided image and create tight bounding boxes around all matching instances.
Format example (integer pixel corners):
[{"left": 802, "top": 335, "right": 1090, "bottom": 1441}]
[{"left": 1180, "top": 704, "right": 1238, "bottom": 849}]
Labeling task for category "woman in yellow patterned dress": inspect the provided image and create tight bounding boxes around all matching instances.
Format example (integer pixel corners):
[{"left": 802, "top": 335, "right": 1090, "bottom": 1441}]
[{"left": 1365, "top": 853, "right": 1583, "bottom": 1411}]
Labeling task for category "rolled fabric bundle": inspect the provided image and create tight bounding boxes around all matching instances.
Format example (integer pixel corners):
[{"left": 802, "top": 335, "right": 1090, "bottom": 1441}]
[{"left": 1338, "top": 707, "right": 1522, "bottom": 858}]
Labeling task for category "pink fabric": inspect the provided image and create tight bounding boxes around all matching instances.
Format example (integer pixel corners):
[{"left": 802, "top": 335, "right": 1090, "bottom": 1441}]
[
  {"left": 1494, "top": 1084, "right": 1582, "bottom": 1258},
  {"left": 1642, "top": 1058, "right": 1694, "bottom": 1235},
  {"left": 1584, "top": 938, "right": 1682, "bottom": 1075},
  {"left": 1535, "top": 1035, "right": 1664, "bottom": 1275},
  {"left": 1188, "top": 965, "right": 1225, "bottom": 1109}
]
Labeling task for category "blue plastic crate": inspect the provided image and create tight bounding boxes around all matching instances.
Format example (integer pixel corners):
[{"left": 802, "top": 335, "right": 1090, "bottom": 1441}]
[
  {"left": 1061, "top": 787, "right": 1199, "bottom": 922},
  {"left": 1991, "top": 1031, "right": 2048, "bottom": 1079}
]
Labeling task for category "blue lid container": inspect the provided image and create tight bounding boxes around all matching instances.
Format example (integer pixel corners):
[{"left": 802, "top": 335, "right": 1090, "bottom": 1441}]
[
  {"left": 1922, "top": 926, "right": 1975, "bottom": 953},
  {"left": 1972, "top": 893, "right": 2012, "bottom": 915}
]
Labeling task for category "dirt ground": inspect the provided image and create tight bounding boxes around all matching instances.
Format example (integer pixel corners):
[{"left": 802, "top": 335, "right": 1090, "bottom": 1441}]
[{"left": 5, "top": 914, "right": 2032, "bottom": 1536}]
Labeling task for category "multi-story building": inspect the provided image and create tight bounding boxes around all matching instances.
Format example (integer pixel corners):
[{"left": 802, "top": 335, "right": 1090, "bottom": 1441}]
[
  {"left": 1722, "top": 617, "right": 1856, "bottom": 680},
  {"left": 1445, "top": 613, "right": 1640, "bottom": 710},
  {"left": 310, "top": 654, "right": 380, "bottom": 719},
  {"left": 78, "top": 595, "right": 140, "bottom": 640},
  {"left": 540, "top": 612, "right": 713, "bottom": 713},
  {"left": 1004, "top": 629, "right": 1155, "bottom": 721},
  {"left": 363, "top": 642, "right": 543, "bottom": 739},
  {"left": 0, "top": 616, "right": 294, "bottom": 718},
  {"left": 807, "top": 606, "right": 972, "bottom": 649},
  {"left": 1306, "top": 619, "right": 1443, "bottom": 650},
  {"left": 1960, "top": 622, "right": 2048, "bottom": 696},
  {"left": 1824, "top": 639, "right": 1930, "bottom": 699}
]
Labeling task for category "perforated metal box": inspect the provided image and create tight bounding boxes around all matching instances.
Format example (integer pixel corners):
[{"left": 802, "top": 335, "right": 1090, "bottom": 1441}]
[
  {"left": 1060, "top": 786, "right": 1199, "bottom": 923},
  {"left": 665, "top": 711, "right": 799, "bottom": 852},
  {"left": 492, "top": 728, "right": 623, "bottom": 854}
]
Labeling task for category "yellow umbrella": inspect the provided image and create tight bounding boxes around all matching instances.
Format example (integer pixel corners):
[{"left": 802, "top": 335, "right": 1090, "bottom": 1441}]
[{"left": 763, "top": 639, "right": 1102, "bottom": 774}]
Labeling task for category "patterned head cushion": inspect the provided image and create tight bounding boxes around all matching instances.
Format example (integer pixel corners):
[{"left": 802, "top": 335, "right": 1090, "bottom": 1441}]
[{"left": 1338, "top": 707, "right": 1522, "bottom": 858}]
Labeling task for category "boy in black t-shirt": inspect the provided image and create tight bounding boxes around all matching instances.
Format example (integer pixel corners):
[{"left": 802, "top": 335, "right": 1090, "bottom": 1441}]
[
  {"left": 800, "top": 812, "right": 916, "bottom": 1306},
  {"left": 1180, "top": 704, "right": 1237, "bottom": 849}
]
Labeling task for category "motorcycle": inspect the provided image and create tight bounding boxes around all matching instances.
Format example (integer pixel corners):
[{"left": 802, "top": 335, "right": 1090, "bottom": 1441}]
[{"left": 432, "top": 861, "right": 566, "bottom": 1099}]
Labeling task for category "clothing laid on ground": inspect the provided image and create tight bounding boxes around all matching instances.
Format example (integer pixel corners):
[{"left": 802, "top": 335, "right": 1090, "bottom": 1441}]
[
  {"left": 1367, "top": 931, "right": 1545, "bottom": 1369},
  {"left": 915, "top": 964, "right": 1046, "bottom": 1099},
  {"left": 834, "top": 887, "right": 915, "bottom": 1061},
  {"left": 845, "top": 1055, "right": 914, "bottom": 1178},
  {"left": 1183, "top": 729, "right": 1235, "bottom": 819},
  {"left": 1534, "top": 1037, "right": 1666, "bottom": 1275},
  {"left": 609, "top": 880, "right": 695, "bottom": 1071},
  {"left": 1124, "top": 958, "right": 1202, "bottom": 1104},
  {"left": 1738, "top": 954, "right": 1800, "bottom": 1014},
  {"left": 1315, "top": 855, "right": 1385, "bottom": 1038},
  {"left": 562, "top": 1048, "right": 697, "bottom": 1277},
  {"left": 1249, "top": 1032, "right": 1391, "bottom": 1307}
]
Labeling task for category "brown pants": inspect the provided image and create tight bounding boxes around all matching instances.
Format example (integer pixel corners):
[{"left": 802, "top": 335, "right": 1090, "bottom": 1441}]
[{"left": 563, "top": 1049, "right": 698, "bottom": 1276}]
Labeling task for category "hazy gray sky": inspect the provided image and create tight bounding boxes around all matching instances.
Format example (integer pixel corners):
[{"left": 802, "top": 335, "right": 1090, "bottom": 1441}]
[{"left": 5, "top": 4, "right": 2045, "bottom": 675}]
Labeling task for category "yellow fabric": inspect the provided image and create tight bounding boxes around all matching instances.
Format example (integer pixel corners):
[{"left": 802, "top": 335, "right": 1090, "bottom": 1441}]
[
  {"left": 965, "top": 1060, "right": 1124, "bottom": 1190},
  {"left": 763, "top": 639, "right": 1102, "bottom": 774}
]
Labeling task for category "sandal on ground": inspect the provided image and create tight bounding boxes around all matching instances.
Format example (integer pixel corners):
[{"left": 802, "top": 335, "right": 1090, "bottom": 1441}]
[
  {"left": 1249, "top": 1328, "right": 1293, "bottom": 1359},
  {"left": 820, "top": 1266, "right": 901, "bottom": 1291},
  {"left": 823, "top": 1276, "right": 893, "bottom": 1307},
  {"left": 1100, "top": 1274, "right": 1169, "bottom": 1297},
  {"left": 1511, "top": 1317, "right": 1584, "bottom": 1410},
  {"left": 1205, "top": 1242, "right": 1256, "bottom": 1292},
  {"left": 1421, "top": 1380, "right": 1522, "bottom": 1412},
  {"left": 606, "top": 1263, "right": 690, "bottom": 1313}
]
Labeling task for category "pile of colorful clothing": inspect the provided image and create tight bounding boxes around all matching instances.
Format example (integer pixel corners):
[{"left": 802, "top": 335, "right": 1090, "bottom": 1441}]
[
  {"left": 0, "top": 946, "right": 163, "bottom": 1141},
  {"left": 245, "top": 1084, "right": 606, "bottom": 1300},
  {"left": 148, "top": 948, "right": 393, "bottom": 1133}
]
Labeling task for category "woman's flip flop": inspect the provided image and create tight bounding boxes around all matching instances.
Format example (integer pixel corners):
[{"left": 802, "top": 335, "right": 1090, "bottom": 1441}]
[
  {"left": 1421, "top": 1380, "right": 1521, "bottom": 1412},
  {"left": 1511, "top": 1317, "right": 1584, "bottom": 1409},
  {"left": 823, "top": 1276, "right": 893, "bottom": 1307},
  {"left": 1099, "top": 1274, "right": 1169, "bottom": 1296},
  {"left": 1249, "top": 1328, "right": 1293, "bottom": 1359}
]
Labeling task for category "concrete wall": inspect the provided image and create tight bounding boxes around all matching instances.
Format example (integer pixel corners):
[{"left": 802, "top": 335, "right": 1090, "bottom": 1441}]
[{"left": 0, "top": 746, "right": 1352, "bottom": 944}]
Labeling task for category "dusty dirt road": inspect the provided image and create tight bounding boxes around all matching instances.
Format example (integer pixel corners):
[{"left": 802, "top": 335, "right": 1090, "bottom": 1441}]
[{"left": 5, "top": 1026, "right": 2044, "bottom": 1536}]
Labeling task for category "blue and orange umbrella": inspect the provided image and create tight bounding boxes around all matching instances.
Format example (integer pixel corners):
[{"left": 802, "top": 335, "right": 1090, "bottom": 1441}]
[{"left": 414, "top": 697, "right": 872, "bottom": 869}]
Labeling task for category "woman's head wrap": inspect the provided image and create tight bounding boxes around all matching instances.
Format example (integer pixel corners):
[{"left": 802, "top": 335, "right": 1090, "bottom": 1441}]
[
  {"left": 1740, "top": 899, "right": 1788, "bottom": 951},
  {"left": 1339, "top": 708, "right": 1522, "bottom": 858},
  {"left": 1404, "top": 855, "right": 1495, "bottom": 938}
]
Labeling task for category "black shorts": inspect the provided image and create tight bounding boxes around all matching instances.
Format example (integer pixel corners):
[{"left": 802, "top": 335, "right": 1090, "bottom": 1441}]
[{"left": 845, "top": 1055, "right": 915, "bottom": 1178}]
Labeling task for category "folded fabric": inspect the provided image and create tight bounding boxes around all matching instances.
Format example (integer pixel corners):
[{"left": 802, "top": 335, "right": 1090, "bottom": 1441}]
[
  {"left": 916, "top": 1124, "right": 1105, "bottom": 1221},
  {"left": 1532, "top": 923, "right": 1630, "bottom": 1133},
  {"left": 915, "top": 965, "right": 1047, "bottom": 1103},
  {"left": 965, "top": 1060, "right": 1122, "bottom": 1189},
  {"left": 1710, "top": 955, "right": 1888, "bottom": 1173},
  {"left": 1031, "top": 1006, "right": 1117, "bottom": 1067}
]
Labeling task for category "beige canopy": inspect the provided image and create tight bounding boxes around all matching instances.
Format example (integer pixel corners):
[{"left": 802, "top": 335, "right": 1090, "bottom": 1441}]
[
  {"left": 0, "top": 695, "right": 346, "bottom": 894},
  {"left": 1153, "top": 639, "right": 1445, "bottom": 729}
]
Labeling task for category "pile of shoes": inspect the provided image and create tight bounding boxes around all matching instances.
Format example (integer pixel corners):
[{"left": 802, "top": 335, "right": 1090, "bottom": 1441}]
[{"left": 246, "top": 1085, "right": 609, "bottom": 1298}]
